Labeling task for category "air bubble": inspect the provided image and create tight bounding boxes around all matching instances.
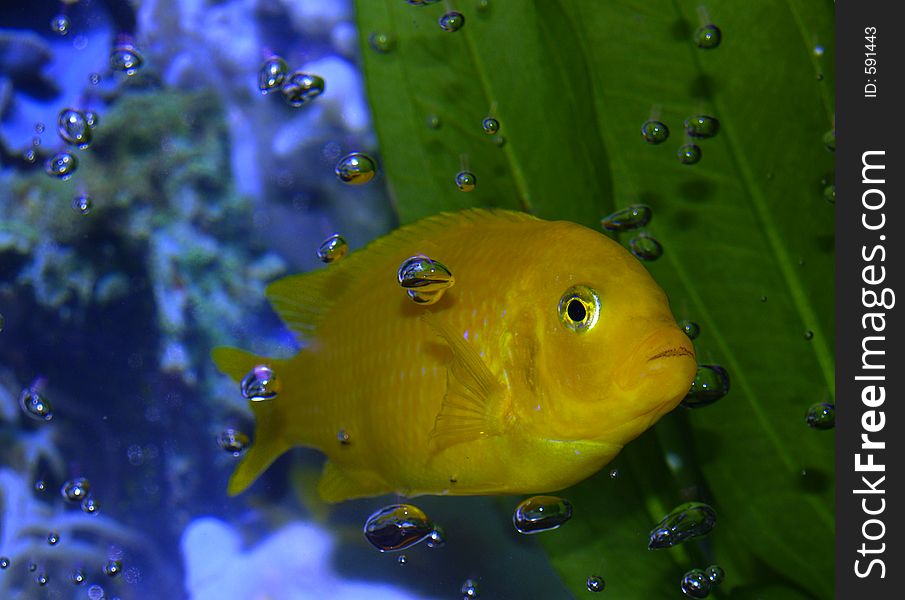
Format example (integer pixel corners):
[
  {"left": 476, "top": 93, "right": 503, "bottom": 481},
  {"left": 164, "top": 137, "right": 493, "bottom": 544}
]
[
  {"left": 110, "top": 42, "right": 144, "bottom": 75},
  {"left": 71, "top": 569, "right": 86, "bottom": 584},
  {"left": 81, "top": 497, "right": 100, "bottom": 514},
  {"left": 641, "top": 120, "right": 669, "bottom": 144},
  {"left": 281, "top": 72, "right": 325, "bottom": 107},
  {"left": 648, "top": 502, "right": 717, "bottom": 549},
  {"left": 368, "top": 32, "right": 396, "bottom": 53},
  {"left": 680, "top": 569, "right": 711, "bottom": 598},
  {"left": 363, "top": 504, "right": 434, "bottom": 552},
  {"left": 629, "top": 233, "right": 663, "bottom": 261},
  {"left": 482, "top": 117, "right": 499, "bottom": 134},
  {"left": 677, "top": 144, "right": 702, "bottom": 165},
  {"left": 439, "top": 12, "right": 465, "bottom": 32},
  {"left": 426, "top": 526, "right": 446, "bottom": 548},
  {"left": 461, "top": 579, "right": 479, "bottom": 599},
  {"left": 48, "top": 532, "right": 60, "bottom": 545},
  {"left": 240, "top": 365, "right": 280, "bottom": 401},
  {"left": 398, "top": 255, "right": 455, "bottom": 305},
  {"left": 601, "top": 204, "right": 651, "bottom": 232},
  {"left": 684, "top": 115, "right": 720, "bottom": 138},
  {"left": 317, "top": 234, "right": 349, "bottom": 263},
  {"left": 695, "top": 24, "right": 721, "bottom": 49},
  {"left": 705, "top": 565, "right": 724, "bottom": 585},
  {"left": 217, "top": 429, "right": 250, "bottom": 456},
  {"left": 61, "top": 478, "right": 91, "bottom": 502},
  {"left": 51, "top": 14, "right": 70, "bottom": 35},
  {"left": 806, "top": 402, "right": 835, "bottom": 430},
  {"left": 45, "top": 152, "right": 78, "bottom": 179},
  {"left": 681, "top": 365, "right": 730, "bottom": 408},
  {"left": 512, "top": 495, "right": 573, "bottom": 534},
  {"left": 258, "top": 56, "right": 289, "bottom": 94},
  {"left": 58, "top": 108, "right": 92, "bottom": 148},
  {"left": 335, "top": 153, "right": 377, "bottom": 185},
  {"left": 587, "top": 575, "right": 605, "bottom": 592},
  {"left": 72, "top": 195, "right": 92, "bottom": 215},
  {"left": 104, "top": 560, "right": 122, "bottom": 577},
  {"left": 455, "top": 171, "right": 476, "bottom": 192},
  {"left": 20, "top": 387, "right": 53, "bottom": 421},
  {"left": 679, "top": 320, "right": 700, "bottom": 340}
]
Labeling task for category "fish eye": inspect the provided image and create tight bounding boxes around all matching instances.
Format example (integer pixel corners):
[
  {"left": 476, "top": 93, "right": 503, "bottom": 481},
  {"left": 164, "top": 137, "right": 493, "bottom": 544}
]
[{"left": 558, "top": 285, "right": 600, "bottom": 333}]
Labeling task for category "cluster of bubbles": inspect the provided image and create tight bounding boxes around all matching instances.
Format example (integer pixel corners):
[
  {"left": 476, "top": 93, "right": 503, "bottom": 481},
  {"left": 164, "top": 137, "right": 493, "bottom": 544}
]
[
  {"left": 680, "top": 565, "right": 724, "bottom": 598},
  {"left": 40, "top": 107, "right": 101, "bottom": 213},
  {"left": 681, "top": 365, "right": 731, "bottom": 408},
  {"left": 600, "top": 204, "right": 662, "bottom": 261},
  {"left": 648, "top": 502, "right": 717, "bottom": 549},
  {"left": 397, "top": 255, "right": 455, "bottom": 305},
  {"left": 240, "top": 364, "right": 280, "bottom": 402},
  {"left": 260, "top": 57, "right": 380, "bottom": 186},
  {"left": 363, "top": 503, "right": 445, "bottom": 552},
  {"left": 641, "top": 115, "right": 719, "bottom": 166},
  {"left": 512, "top": 495, "right": 573, "bottom": 534},
  {"left": 61, "top": 477, "right": 101, "bottom": 514},
  {"left": 317, "top": 234, "right": 349, "bottom": 263},
  {"left": 258, "top": 55, "right": 325, "bottom": 107}
]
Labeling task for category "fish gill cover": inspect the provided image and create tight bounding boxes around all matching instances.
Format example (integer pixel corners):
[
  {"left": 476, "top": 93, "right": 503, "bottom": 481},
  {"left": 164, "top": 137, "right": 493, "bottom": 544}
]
[{"left": 353, "top": 0, "right": 834, "bottom": 598}]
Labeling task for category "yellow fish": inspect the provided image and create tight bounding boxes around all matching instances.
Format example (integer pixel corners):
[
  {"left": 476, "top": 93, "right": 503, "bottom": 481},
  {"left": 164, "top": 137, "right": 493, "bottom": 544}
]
[{"left": 213, "top": 209, "right": 696, "bottom": 503}]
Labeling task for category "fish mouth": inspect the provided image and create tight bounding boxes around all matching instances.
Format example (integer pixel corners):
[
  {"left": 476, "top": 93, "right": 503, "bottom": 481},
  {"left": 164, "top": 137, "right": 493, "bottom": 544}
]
[{"left": 647, "top": 346, "right": 695, "bottom": 361}]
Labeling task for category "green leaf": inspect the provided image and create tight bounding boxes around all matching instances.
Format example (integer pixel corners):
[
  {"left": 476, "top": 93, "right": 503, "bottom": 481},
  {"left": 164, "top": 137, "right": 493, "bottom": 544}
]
[{"left": 354, "top": 1, "right": 834, "bottom": 598}]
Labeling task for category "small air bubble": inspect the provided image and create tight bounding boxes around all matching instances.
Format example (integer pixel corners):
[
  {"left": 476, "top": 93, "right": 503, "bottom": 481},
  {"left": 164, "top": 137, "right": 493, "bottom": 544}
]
[
  {"left": 641, "top": 120, "right": 669, "bottom": 144},
  {"left": 695, "top": 24, "right": 721, "bottom": 49},
  {"left": 439, "top": 12, "right": 465, "bottom": 32},
  {"left": 335, "top": 153, "right": 377, "bottom": 185},
  {"left": 587, "top": 575, "right": 605, "bottom": 592}
]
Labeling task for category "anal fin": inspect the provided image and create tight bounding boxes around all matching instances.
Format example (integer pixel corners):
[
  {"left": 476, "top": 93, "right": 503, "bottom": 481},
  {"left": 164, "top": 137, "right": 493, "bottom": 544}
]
[{"left": 317, "top": 461, "right": 391, "bottom": 503}]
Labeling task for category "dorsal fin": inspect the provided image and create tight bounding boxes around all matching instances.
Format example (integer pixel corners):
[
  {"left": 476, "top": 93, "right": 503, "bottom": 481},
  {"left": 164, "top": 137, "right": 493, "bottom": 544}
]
[{"left": 266, "top": 209, "right": 540, "bottom": 341}]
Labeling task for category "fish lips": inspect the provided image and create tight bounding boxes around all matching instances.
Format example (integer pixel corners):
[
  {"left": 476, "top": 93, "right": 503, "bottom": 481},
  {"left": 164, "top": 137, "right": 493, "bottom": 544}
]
[{"left": 616, "top": 326, "right": 697, "bottom": 391}]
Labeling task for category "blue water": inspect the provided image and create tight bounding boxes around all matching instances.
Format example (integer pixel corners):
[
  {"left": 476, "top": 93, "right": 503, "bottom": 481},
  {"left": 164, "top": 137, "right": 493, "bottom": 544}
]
[{"left": 0, "top": 1, "right": 571, "bottom": 598}]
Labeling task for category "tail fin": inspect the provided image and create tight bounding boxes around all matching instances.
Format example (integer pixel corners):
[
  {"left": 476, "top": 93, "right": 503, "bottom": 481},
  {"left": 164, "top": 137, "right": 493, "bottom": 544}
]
[{"left": 212, "top": 347, "right": 293, "bottom": 496}]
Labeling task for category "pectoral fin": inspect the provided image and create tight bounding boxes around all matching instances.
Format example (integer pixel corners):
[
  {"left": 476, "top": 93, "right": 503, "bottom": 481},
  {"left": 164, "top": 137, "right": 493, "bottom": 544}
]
[{"left": 422, "top": 313, "right": 508, "bottom": 453}]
